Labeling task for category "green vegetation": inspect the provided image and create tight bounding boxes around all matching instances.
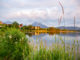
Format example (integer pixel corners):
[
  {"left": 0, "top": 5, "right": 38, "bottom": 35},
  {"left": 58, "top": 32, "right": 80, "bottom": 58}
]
[
  {"left": 27, "top": 45, "right": 71, "bottom": 60},
  {"left": 12, "top": 21, "right": 19, "bottom": 28},
  {"left": 0, "top": 21, "right": 76, "bottom": 34},
  {"left": 27, "top": 39, "right": 80, "bottom": 60},
  {"left": 0, "top": 21, "right": 79, "bottom": 60},
  {"left": 0, "top": 28, "right": 80, "bottom": 60},
  {"left": 0, "top": 28, "right": 30, "bottom": 60}
]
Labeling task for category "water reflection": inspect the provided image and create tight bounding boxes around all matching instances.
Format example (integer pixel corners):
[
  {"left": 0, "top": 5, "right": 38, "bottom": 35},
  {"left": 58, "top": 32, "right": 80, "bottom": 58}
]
[
  {"left": 26, "top": 31, "right": 73, "bottom": 37},
  {"left": 26, "top": 32, "right": 80, "bottom": 47}
]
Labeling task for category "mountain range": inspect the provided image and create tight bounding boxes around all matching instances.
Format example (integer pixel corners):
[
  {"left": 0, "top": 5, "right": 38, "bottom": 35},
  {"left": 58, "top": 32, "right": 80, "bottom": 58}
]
[
  {"left": 32, "top": 22, "right": 48, "bottom": 28},
  {"left": 4, "top": 21, "right": 12, "bottom": 24},
  {"left": 57, "top": 26, "right": 80, "bottom": 31},
  {"left": 32, "top": 22, "right": 80, "bottom": 30},
  {"left": 2, "top": 21, "right": 80, "bottom": 30}
]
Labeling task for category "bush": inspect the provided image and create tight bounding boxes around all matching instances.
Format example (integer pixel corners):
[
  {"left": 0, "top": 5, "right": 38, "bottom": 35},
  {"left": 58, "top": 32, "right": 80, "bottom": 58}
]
[{"left": 0, "top": 28, "right": 30, "bottom": 60}]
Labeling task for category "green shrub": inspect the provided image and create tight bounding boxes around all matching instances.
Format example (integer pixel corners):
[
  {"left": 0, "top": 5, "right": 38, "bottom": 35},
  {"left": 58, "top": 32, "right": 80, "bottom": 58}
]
[{"left": 0, "top": 28, "right": 30, "bottom": 60}]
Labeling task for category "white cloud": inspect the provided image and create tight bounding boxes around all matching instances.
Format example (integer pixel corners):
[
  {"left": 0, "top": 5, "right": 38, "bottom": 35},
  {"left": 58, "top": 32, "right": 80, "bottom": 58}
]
[
  {"left": 0, "top": 0, "right": 80, "bottom": 27},
  {"left": 3, "top": 7, "right": 59, "bottom": 20}
]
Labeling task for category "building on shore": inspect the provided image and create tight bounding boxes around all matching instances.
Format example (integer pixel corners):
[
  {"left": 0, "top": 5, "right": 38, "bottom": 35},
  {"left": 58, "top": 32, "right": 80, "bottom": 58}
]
[
  {"left": 34, "top": 26, "right": 40, "bottom": 30},
  {"left": 0, "top": 21, "right": 3, "bottom": 24},
  {"left": 0, "top": 21, "right": 3, "bottom": 28},
  {"left": 31, "top": 26, "right": 40, "bottom": 30}
]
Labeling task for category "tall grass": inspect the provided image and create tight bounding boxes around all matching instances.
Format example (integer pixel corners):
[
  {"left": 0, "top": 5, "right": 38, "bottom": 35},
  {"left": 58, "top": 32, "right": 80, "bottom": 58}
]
[
  {"left": 27, "top": 37, "right": 80, "bottom": 60},
  {"left": 27, "top": 45, "right": 72, "bottom": 60}
]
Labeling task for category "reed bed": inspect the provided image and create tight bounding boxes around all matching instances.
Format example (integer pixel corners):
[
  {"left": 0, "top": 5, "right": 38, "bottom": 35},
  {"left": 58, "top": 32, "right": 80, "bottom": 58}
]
[
  {"left": 0, "top": 28, "right": 80, "bottom": 60},
  {"left": 26, "top": 37, "right": 80, "bottom": 60}
]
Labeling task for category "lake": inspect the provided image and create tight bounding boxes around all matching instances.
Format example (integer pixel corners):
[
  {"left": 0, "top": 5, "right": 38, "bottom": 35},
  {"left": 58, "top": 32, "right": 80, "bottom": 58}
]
[{"left": 26, "top": 32, "right": 80, "bottom": 49}]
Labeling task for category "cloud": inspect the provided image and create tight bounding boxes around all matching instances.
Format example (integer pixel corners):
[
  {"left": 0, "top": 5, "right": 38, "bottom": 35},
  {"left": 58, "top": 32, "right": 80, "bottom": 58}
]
[
  {"left": 0, "top": 0, "right": 80, "bottom": 27},
  {"left": 0, "top": 0, "right": 57, "bottom": 9},
  {"left": 2, "top": 8, "right": 59, "bottom": 20}
]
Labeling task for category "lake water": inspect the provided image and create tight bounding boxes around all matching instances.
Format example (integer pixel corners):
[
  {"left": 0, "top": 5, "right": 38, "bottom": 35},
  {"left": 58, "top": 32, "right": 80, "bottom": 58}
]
[{"left": 26, "top": 32, "right": 80, "bottom": 48}]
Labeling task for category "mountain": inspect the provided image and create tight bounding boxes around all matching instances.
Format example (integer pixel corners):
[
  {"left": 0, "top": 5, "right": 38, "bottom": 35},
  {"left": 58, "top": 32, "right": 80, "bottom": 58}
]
[
  {"left": 4, "top": 21, "right": 12, "bottom": 24},
  {"left": 57, "top": 26, "right": 80, "bottom": 31},
  {"left": 32, "top": 22, "right": 48, "bottom": 28}
]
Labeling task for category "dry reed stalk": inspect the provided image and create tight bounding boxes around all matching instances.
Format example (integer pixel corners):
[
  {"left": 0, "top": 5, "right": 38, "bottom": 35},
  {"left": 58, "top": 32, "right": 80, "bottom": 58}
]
[
  {"left": 58, "top": 15, "right": 63, "bottom": 25},
  {"left": 44, "top": 40, "right": 47, "bottom": 48},
  {"left": 57, "top": 0, "right": 64, "bottom": 25},
  {"left": 58, "top": 0, "right": 64, "bottom": 15},
  {"left": 74, "top": 16, "right": 76, "bottom": 29},
  {"left": 74, "top": 16, "right": 79, "bottom": 46}
]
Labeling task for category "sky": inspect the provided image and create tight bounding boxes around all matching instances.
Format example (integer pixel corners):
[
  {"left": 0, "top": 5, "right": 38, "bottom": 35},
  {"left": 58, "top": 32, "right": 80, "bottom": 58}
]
[{"left": 0, "top": 0, "right": 80, "bottom": 27}]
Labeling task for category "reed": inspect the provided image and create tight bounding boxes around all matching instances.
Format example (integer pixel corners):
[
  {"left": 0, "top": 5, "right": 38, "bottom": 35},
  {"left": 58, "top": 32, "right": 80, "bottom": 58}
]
[
  {"left": 57, "top": 0, "right": 64, "bottom": 25},
  {"left": 26, "top": 36, "right": 80, "bottom": 60}
]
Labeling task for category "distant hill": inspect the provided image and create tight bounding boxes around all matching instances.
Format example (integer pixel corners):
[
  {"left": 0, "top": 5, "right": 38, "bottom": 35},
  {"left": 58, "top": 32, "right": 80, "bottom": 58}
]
[
  {"left": 57, "top": 26, "right": 80, "bottom": 31},
  {"left": 4, "top": 21, "right": 12, "bottom": 24},
  {"left": 32, "top": 22, "right": 48, "bottom": 28}
]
